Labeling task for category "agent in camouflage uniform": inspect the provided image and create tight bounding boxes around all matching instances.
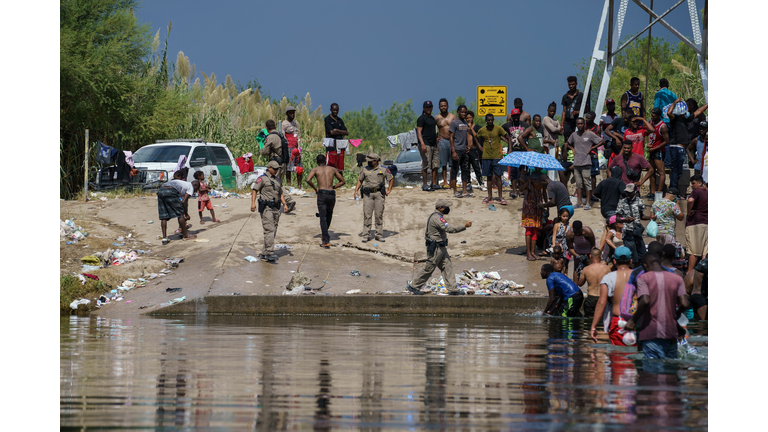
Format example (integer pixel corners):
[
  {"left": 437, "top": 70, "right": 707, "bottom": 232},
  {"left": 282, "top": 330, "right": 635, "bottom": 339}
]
[
  {"left": 353, "top": 153, "right": 394, "bottom": 242},
  {"left": 407, "top": 199, "right": 472, "bottom": 295},
  {"left": 250, "top": 160, "right": 289, "bottom": 262},
  {"left": 259, "top": 119, "right": 296, "bottom": 212}
]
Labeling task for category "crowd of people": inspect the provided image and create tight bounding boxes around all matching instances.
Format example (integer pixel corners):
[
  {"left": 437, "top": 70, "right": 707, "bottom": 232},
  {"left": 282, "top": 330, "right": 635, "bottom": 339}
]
[{"left": 154, "top": 76, "right": 708, "bottom": 360}]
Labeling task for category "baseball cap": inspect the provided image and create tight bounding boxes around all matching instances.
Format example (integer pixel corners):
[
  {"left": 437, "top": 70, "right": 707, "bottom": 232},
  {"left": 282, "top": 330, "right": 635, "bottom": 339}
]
[
  {"left": 365, "top": 153, "right": 381, "bottom": 162},
  {"left": 700, "top": 120, "right": 708, "bottom": 128},
  {"left": 267, "top": 160, "right": 280, "bottom": 169},
  {"left": 435, "top": 198, "right": 450, "bottom": 208},
  {"left": 510, "top": 108, "right": 521, "bottom": 116},
  {"left": 285, "top": 105, "right": 296, "bottom": 113},
  {"left": 605, "top": 98, "right": 615, "bottom": 105},
  {"left": 423, "top": 100, "right": 433, "bottom": 108},
  {"left": 624, "top": 183, "right": 636, "bottom": 193},
  {"left": 614, "top": 246, "right": 632, "bottom": 259},
  {"left": 651, "top": 107, "right": 663, "bottom": 116},
  {"left": 667, "top": 187, "right": 680, "bottom": 196}
]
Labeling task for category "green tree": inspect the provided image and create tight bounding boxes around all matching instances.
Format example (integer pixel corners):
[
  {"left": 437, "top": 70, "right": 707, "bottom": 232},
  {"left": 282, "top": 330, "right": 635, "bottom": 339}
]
[
  {"left": 344, "top": 105, "right": 384, "bottom": 141},
  {"left": 380, "top": 99, "right": 417, "bottom": 136}
]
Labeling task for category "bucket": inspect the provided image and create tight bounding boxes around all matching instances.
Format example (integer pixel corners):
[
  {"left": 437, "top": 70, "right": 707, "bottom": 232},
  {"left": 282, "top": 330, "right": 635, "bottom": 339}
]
[{"left": 654, "top": 191, "right": 663, "bottom": 202}]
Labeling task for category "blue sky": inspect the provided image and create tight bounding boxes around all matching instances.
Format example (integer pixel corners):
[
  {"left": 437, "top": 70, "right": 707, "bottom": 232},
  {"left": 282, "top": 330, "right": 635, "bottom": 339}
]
[{"left": 137, "top": 0, "right": 705, "bottom": 117}]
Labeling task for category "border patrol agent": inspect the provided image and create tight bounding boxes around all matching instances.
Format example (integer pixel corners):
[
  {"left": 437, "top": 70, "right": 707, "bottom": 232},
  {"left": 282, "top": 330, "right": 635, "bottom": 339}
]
[
  {"left": 407, "top": 199, "right": 472, "bottom": 295},
  {"left": 259, "top": 119, "right": 296, "bottom": 212},
  {"left": 354, "top": 153, "right": 394, "bottom": 242},
  {"left": 250, "top": 160, "right": 289, "bottom": 262}
]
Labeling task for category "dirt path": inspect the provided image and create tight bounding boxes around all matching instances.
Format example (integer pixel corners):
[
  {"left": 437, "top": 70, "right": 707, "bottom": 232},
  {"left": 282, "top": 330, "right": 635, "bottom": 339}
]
[{"left": 61, "top": 185, "right": 619, "bottom": 317}]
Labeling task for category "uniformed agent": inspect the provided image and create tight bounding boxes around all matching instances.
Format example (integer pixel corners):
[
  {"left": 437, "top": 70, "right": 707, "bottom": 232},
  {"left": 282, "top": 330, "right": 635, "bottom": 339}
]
[
  {"left": 353, "top": 153, "right": 394, "bottom": 242},
  {"left": 259, "top": 119, "right": 296, "bottom": 212},
  {"left": 250, "top": 160, "right": 289, "bottom": 262},
  {"left": 407, "top": 199, "right": 472, "bottom": 295}
]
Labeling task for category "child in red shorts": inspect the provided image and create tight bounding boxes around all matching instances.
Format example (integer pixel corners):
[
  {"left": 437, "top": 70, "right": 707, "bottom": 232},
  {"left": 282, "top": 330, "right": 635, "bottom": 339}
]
[{"left": 194, "top": 171, "right": 219, "bottom": 224}]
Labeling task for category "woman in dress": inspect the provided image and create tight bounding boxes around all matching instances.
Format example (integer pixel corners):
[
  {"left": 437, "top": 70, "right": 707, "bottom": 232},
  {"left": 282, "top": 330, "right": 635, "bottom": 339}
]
[{"left": 519, "top": 170, "right": 547, "bottom": 260}]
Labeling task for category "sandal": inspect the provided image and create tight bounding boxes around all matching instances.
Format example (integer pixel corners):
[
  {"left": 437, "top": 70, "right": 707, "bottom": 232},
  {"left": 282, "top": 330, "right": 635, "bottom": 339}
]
[
  {"left": 199, "top": 220, "right": 205, "bottom": 224},
  {"left": 499, "top": 198, "right": 508, "bottom": 205},
  {"left": 455, "top": 192, "right": 464, "bottom": 198},
  {"left": 482, "top": 197, "right": 491, "bottom": 204}
]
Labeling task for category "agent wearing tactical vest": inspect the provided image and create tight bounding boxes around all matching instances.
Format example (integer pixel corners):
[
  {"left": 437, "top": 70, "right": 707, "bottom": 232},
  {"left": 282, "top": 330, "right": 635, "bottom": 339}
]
[
  {"left": 353, "top": 153, "right": 394, "bottom": 242},
  {"left": 250, "top": 160, "right": 289, "bottom": 262},
  {"left": 407, "top": 199, "right": 472, "bottom": 295},
  {"left": 259, "top": 119, "right": 296, "bottom": 212}
]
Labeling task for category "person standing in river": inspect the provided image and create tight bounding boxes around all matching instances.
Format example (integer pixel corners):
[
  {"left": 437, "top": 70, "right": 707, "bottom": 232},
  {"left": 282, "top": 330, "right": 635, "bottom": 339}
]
[{"left": 305, "top": 154, "right": 345, "bottom": 248}]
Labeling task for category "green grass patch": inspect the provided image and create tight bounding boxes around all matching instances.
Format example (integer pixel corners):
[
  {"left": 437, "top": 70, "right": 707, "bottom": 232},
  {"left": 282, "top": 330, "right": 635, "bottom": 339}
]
[{"left": 60, "top": 275, "right": 110, "bottom": 315}]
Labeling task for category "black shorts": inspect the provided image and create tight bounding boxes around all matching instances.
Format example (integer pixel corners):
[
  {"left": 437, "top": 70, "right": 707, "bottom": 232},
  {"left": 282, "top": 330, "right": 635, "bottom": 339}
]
[
  {"left": 583, "top": 294, "right": 599, "bottom": 318},
  {"left": 157, "top": 187, "right": 184, "bottom": 220},
  {"left": 553, "top": 290, "right": 584, "bottom": 318},
  {"left": 690, "top": 293, "right": 707, "bottom": 311},
  {"left": 649, "top": 149, "right": 666, "bottom": 161}
]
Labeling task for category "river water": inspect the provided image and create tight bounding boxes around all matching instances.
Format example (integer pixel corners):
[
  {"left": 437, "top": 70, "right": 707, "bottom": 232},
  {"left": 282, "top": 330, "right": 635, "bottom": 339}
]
[{"left": 60, "top": 315, "right": 707, "bottom": 430}]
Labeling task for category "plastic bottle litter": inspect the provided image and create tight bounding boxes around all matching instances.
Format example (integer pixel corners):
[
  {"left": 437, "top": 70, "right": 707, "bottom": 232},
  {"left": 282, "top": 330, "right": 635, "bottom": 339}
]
[{"left": 244, "top": 255, "right": 259, "bottom": 262}]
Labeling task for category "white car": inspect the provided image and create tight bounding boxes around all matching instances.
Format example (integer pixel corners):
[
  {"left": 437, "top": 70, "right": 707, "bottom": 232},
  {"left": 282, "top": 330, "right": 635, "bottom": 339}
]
[{"left": 93, "top": 140, "right": 259, "bottom": 190}]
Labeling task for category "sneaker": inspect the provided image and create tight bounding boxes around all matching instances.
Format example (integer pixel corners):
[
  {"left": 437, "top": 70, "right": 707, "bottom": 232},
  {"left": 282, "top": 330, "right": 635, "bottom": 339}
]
[
  {"left": 643, "top": 193, "right": 654, "bottom": 199},
  {"left": 584, "top": 205, "right": 592, "bottom": 210},
  {"left": 375, "top": 235, "right": 384, "bottom": 242},
  {"left": 447, "top": 290, "right": 465, "bottom": 296},
  {"left": 406, "top": 281, "right": 425, "bottom": 295},
  {"left": 430, "top": 184, "right": 441, "bottom": 191},
  {"left": 161, "top": 238, "right": 170, "bottom": 245},
  {"left": 422, "top": 184, "right": 432, "bottom": 192},
  {"left": 266, "top": 254, "right": 278, "bottom": 262}
]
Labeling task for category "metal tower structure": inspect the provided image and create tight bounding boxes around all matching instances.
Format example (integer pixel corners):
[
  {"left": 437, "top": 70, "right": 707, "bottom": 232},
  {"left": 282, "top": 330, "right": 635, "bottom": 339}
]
[{"left": 579, "top": 0, "right": 708, "bottom": 117}]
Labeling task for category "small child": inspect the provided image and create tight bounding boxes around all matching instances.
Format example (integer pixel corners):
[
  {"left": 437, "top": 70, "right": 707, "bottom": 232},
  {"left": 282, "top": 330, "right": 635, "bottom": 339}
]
[
  {"left": 550, "top": 245, "right": 569, "bottom": 274},
  {"left": 193, "top": 171, "right": 219, "bottom": 224}
]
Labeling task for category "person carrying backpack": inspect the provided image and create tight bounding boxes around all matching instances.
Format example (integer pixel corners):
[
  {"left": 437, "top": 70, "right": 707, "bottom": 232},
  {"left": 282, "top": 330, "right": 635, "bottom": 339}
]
[{"left": 260, "top": 119, "right": 296, "bottom": 212}]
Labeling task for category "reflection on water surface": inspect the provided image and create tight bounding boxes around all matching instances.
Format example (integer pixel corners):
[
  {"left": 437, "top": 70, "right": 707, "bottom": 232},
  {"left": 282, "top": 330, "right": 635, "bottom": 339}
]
[{"left": 61, "top": 315, "right": 707, "bottom": 430}]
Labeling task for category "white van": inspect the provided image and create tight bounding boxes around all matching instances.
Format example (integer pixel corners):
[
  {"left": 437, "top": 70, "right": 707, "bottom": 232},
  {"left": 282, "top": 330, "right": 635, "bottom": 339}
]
[{"left": 93, "top": 139, "right": 259, "bottom": 190}]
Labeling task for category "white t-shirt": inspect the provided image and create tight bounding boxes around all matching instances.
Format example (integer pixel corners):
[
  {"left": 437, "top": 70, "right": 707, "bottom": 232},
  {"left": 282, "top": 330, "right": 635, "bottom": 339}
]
[
  {"left": 165, "top": 180, "right": 194, "bottom": 197},
  {"left": 601, "top": 271, "right": 617, "bottom": 297}
]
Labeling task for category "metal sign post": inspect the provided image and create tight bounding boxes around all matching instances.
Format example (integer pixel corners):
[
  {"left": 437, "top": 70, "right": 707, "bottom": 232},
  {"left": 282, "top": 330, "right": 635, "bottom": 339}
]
[{"left": 84, "top": 129, "right": 89, "bottom": 201}]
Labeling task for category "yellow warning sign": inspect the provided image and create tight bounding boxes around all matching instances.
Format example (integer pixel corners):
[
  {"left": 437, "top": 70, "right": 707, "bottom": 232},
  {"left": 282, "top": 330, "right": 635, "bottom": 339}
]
[{"left": 476, "top": 86, "right": 507, "bottom": 118}]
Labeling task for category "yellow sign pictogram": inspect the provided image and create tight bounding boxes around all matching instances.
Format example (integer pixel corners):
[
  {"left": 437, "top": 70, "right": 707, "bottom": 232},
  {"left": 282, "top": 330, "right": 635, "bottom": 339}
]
[{"left": 476, "top": 86, "right": 507, "bottom": 118}]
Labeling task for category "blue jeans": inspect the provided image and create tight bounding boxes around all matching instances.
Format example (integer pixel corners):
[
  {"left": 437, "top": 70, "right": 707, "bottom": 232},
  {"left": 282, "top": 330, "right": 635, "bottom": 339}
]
[
  {"left": 668, "top": 146, "right": 686, "bottom": 191},
  {"left": 641, "top": 338, "right": 678, "bottom": 359}
]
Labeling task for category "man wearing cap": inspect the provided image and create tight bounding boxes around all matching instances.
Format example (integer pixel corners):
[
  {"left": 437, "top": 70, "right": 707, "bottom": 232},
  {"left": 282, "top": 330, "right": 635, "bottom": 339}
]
[
  {"left": 354, "top": 153, "right": 394, "bottom": 242},
  {"left": 260, "top": 119, "right": 296, "bottom": 212},
  {"left": 590, "top": 246, "right": 634, "bottom": 345},
  {"left": 417, "top": 101, "right": 440, "bottom": 191},
  {"left": 651, "top": 187, "right": 683, "bottom": 245},
  {"left": 506, "top": 97, "right": 532, "bottom": 124},
  {"left": 541, "top": 263, "right": 585, "bottom": 317},
  {"left": 250, "top": 160, "right": 289, "bottom": 262},
  {"left": 407, "top": 199, "right": 472, "bottom": 295},
  {"left": 616, "top": 182, "right": 652, "bottom": 264},
  {"left": 282, "top": 106, "right": 301, "bottom": 186}
]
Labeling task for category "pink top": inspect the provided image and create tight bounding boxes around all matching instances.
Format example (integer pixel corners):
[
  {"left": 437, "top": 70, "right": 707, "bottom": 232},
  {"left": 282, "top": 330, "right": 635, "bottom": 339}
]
[
  {"left": 198, "top": 182, "right": 210, "bottom": 202},
  {"left": 636, "top": 271, "right": 686, "bottom": 341}
]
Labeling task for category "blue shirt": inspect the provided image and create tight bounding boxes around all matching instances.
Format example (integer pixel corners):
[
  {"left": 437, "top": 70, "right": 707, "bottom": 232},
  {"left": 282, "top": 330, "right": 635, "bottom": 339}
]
[
  {"left": 654, "top": 88, "right": 678, "bottom": 125},
  {"left": 546, "top": 272, "right": 580, "bottom": 299}
]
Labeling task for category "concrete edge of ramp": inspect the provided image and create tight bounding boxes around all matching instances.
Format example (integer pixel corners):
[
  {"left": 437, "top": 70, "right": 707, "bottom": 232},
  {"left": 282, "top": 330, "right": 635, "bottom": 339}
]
[{"left": 147, "top": 295, "right": 549, "bottom": 316}]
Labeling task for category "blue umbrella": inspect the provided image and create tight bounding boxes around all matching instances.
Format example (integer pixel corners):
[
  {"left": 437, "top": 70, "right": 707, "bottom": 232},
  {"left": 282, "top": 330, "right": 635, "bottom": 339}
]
[{"left": 498, "top": 152, "right": 564, "bottom": 171}]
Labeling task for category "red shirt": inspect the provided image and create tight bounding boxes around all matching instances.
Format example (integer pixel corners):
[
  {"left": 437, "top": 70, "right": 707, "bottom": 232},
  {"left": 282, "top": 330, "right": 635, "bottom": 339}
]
[
  {"left": 636, "top": 271, "right": 687, "bottom": 341},
  {"left": 623, "top": 128, "right": 649, "bottom": 156},
  {"left": 608, "top": 153, "right": 651, "bottom": 185}
]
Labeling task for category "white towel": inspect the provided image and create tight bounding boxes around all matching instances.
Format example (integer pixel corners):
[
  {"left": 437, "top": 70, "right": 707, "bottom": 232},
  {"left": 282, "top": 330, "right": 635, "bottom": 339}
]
[
  {"left": 335, "top": 140, "right": 349, "bottom": 150},
  {"left": 323, "top": 138, "right": 335, "bottom": 148}
]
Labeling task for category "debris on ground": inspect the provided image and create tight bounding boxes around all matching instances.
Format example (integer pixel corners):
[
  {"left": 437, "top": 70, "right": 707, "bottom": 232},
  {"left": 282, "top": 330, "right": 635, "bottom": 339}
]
[
  {"left": 418, "top": 268, "right": 528, "bottom": 295},
  {"left": 167, "top": 296, "right": 186, "bottom": 305},
  {"left": 166, "top": 287, "right": 182, "bottom": 293},
  {"left": 274, "top": 244, "right": 292, "bottom": 250},
  {"left": 346, "top": 289, "right": 362, "bottom": 294},
  {"left": 163, "top": 257, "right": 184, "bottom": 267},
  {"left": 283, "top": 271, "right": 311, "bottom": 295},
  {"left": 244, "top": 255, "right": 259, "bottom": 262},
  {"left": 350, "top": 270, "right": 361, "bottom": 276},
  {"left": 70, "top": 299, "right": 91, "bottom": 310},
  {"left": 61, "top": 219, "right": 88, "bottom": 243}
]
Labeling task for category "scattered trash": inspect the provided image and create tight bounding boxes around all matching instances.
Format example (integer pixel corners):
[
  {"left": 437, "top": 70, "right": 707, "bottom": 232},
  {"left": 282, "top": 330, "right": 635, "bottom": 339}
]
[
  {"left": 139, "top": 305, "right": 153, "bottom": 309},
  {"left": 231, "top": 293, "right": 242, "bottom": 296},
  {"left": 346, "top": 289, "right": 362, "bottom": 294},
  {"left": 246, "top": 281, "right": 253, "bottom": 283},
  {"left": 488, "top": 205, "right": 497, "bottom": 211},
  {"left": 112, "top": 242, "right": 125, "bottom": 246},
  {"left": 167, "top": 296, "right": 186, "bottom": 304},
  {"left": 287, "top": 271, "right": 311, "bottom": 290},
  {"left": 417, "top": 268, "right": 529, "bottom": 296},
  {"left": 373, "top": 243, "right": 378, "bottom": 247},
  {"left": 81, "top": 264, "right": 101, "bottom": 272},
  {"left": 244, "top": 255, "right": 259, "bottom": 262},
  {"left": 350, "top": 270, "right": 361, "bottom": 276},
  {"left": 193, "top": 238, "right": 209, "bottom": 242},
  {"left": 81, "top": 273, "right": 99, "bottom": 280},
  {"left": 148, "top": 220, "right": 154, "bottom": 224},
  {"left": 461, "top": 241, "right": 467, "bottom": 244},
  {"left": 166, "top": 288, "right": 182, "bottom": 293},
  {"left": 70, "top": 299, "right": 90, "bottom": 310},
  {"left": 274, "top": 244, "right": 292, "bottom": 250},
  {"left": 163, "top": 257, "right": 184, "bottom": 267},
  {"left": 282, "top": 285, "right": 303, "bottom": 295},
  {"left": 125, "top": 300, "right": 132, "bottom": 303},
  {"left": 61, "top": 220, "right": 88, "bottom": 244}
]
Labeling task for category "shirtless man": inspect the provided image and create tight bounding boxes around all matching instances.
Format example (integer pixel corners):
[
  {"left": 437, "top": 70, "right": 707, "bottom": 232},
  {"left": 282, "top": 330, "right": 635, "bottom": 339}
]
[
  {"left": 590, "top": 246, "right": 634, "bottom": 345},
  {"left": 435, "top": 98, "right": 457, "bottom": 189},
  {"left": 566, "top": 220, "right": 596, "bottom": 282},
  {"left": 506, "top": 97, "right": 532, "bottom": 124},
  {"left": 305, "top": 154, "right": 346, "bottom": 248},
  {"left": 577, "top": 248, "right": 611, "bottom": 318}
]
